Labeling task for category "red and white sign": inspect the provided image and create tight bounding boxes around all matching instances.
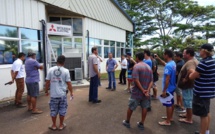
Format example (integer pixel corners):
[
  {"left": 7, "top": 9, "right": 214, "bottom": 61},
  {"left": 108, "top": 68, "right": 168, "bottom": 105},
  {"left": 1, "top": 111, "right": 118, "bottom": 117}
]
[{"left": 47, "top": 23, "right": 72, "bottom": 36}]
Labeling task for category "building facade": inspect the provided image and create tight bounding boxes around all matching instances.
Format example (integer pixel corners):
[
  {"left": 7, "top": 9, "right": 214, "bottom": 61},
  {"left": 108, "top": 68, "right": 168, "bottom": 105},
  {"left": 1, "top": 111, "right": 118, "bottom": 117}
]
[{"left": 0, "top": 0, "right": 134, "bottom": 101}]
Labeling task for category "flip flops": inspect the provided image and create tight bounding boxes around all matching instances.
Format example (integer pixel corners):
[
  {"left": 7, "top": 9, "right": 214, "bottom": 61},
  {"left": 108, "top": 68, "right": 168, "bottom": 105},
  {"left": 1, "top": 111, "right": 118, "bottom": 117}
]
[
  {"left": 59, "top": 123, "right": 67, "bottom": 130},
  {"left": 161, "top": 116, "right": 174, "bottom": 122},
  {"left": 178, "top": 118, "right": 193, "bottom": 124},
  {"left": 178, "top": 114, "right": 187, "bottom": 118},
  {"left": 158, "top": 121, "right": 171, "bottom": 126},
  {"left": 49, "top": 125, "right": 57, "bottom": 131}
]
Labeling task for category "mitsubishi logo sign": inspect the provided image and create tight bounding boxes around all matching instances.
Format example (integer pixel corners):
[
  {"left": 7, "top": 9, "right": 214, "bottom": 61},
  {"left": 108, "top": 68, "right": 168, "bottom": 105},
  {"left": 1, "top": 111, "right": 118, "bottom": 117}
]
[
  {"left": 49, "top": 24, "right": 56, "bottom": 32},
  {"left": 47, "top": 23, "right": 72, "bottom": 36}
]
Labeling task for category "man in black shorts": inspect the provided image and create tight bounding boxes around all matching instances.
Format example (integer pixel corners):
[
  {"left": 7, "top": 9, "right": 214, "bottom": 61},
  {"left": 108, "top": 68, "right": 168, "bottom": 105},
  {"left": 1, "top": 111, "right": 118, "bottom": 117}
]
[{"left": 189, "top": 44, "right": 215, "bottom": 134}]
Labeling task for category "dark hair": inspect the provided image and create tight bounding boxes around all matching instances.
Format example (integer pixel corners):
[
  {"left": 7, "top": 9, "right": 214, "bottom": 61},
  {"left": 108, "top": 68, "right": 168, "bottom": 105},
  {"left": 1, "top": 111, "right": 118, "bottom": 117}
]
[
  {"left": 144, "top": 49, "right": 151, "bottom": 56},
  {"left": 151, "top": 53, "right": 155, "bottom": 58},
  {"left": 18, "top": 52, "right": 26, "bottom": 58},
  {"left": 57, "top": 55, "right": 66, "bottom": 64},
  {"left": 135, "top": 52, "right": 144, "bottom": 61},
  {"left": 164, "top": 49, "right": 174, "bottom": 58},
  {"left": 175, "top": 51, "right": 183, "bottom": 58},
  {"left": 91, "top": 47, "right": 97, "bottom": 53},
  {"left": 185, "top": 47, "right": 195, "bottom": 57}
]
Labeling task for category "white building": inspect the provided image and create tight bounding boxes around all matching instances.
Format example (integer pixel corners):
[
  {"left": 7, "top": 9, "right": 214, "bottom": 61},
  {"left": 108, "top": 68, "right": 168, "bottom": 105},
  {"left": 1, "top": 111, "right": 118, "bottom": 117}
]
[{"left": 0, "top": 0, "right": 134, "bottom": 101}]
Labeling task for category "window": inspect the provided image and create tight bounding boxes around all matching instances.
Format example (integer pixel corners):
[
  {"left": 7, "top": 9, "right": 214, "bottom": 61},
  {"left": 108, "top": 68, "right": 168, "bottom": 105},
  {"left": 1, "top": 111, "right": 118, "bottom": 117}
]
[
  {"left": 62, "top": 18, "right": 72, "bottom": 26},
  {"left": 21, "top": 28, "right": 42, "bottom": 62},
  {"left": 49, "top": 17, "right": 61, "bottom": 24},
  {"left": 97, "top": 46, "right": 102, "bottom": 56},
  {"left": 74, "top": 38, "right": 82, "bottom": 53},
  {"left": 104, "top": 40, "right": 109, "bottom": 45},
  {"left": 0, "top": 40, "right": 18, "bottom": 64},
  {"left": 73, "top": 18, "right": 83, "bottom": 36},
  {"left": 49, "top": 36, "right": 62, "bottom": 61},
  {"left": 0, "top": 25, "right": 18, "bottom": 38},
  {"left": 104, "top": 47, "right": 109, "bottom": 58},
  {"left": 110, "top": 47, "right": 115, "bottom": 58}
]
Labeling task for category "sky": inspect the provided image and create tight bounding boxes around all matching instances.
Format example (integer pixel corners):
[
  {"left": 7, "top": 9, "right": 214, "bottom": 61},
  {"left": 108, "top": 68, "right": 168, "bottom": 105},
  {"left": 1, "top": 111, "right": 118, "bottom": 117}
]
[{"left": 195, "top": 0, "right": 215, "bottom": 6}]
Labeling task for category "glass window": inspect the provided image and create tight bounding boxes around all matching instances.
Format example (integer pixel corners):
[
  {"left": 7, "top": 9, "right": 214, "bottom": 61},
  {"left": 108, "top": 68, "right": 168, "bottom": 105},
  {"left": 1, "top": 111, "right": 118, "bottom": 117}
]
[
  {"left": 0, "top": 25, "right": 18, "bottom": 38},
  {"left": 62, "top": 18, "right": 72, "bottom": 26},
  {"left": 126, "top": 49, "right": 131, "bottom": 54},
  {"left": 74, "top": 38, "right": 82, "bottom": 49},
  {"left": 97, "top": 46, "right": 102, "bottom": 56},
  {"left": 117, "top": 42, "right": 120, "bottom": 47},
  {"left": 49, "top": 36, "right": 62, "bottom": 61},
  {"left": 21, "top": 41, "right": 43, "bottom": 62},
  {"left": 110, "top": 47, "right": 115, "bottom": 58},
  {"left": 63, "top": 38, "right": 73, "bottom": 52},
  {"left": 104, "top": 47, "right": 109, "bottom": 58},
  {"left": 0, "top": 40, "right": 18, "bottom": 64},
  {"left": 89, "top": 38, "right": 95, "bottom": 46},
  {"left": 117, "top": 48, "right": 121, "bottom": 58},
  {"left": 121, "top": 43, "right": 125, "bottom": 47},
  {"left": 110, "top": 41, "right": 115, "bottom": 47},
  {"left": 20, "top": 28, "right": 39, "bottom": 40},
  {"left": 104, "top": 40, "right": 109, "bottom": 45},
  {"left": 94, "top": 39, "right": 101, "bottom": 46},
  {"left": 73, "top": 18, "right": 83, "bottom": 36},
  {"left": 49, "top": 17, "right": 61, "bottom": 24}
]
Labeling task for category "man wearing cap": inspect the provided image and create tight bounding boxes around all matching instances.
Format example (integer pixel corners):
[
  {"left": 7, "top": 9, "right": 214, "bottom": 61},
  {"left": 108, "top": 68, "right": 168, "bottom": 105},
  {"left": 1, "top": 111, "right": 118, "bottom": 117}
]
[
  {"left": 25, "top": 52, "right": 43, "bottom": 113},
  {"left": 11, "top": 52, "right": 26, "bottom": 107},
  {"left": 189, "top": 44, "right": 215, "bottom": 134}
]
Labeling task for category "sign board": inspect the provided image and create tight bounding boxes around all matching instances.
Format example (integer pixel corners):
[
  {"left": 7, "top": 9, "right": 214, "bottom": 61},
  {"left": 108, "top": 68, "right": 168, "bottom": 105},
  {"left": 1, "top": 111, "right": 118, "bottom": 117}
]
[{"left": 47, "top": 23, "right": 72, "bottom": 36}]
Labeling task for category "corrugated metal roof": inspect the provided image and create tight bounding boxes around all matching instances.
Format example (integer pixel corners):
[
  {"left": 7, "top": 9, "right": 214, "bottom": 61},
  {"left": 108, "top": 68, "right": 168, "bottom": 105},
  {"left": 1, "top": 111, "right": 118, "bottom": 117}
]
[{"left": 38, "top": 0, "right": 133, "bottom": 32}]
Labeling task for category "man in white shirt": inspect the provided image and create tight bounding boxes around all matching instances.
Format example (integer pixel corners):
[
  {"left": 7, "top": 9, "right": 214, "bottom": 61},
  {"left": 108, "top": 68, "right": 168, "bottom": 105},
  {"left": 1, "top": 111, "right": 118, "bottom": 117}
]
[
  {"left": 97, "top": 55, "right": 103, "bottom": 86},
  {"left": 119, "top": 54, "right": 127, "bottom": 85},
  {"left": 11, "top": 52, "right": 26, "bottom": 108}
]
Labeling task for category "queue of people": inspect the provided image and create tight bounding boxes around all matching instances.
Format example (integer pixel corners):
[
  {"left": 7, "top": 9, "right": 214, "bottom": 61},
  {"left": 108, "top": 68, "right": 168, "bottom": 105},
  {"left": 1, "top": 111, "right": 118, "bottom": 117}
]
[{"left": 6, "top": 43, "right": 215, "bottom": 133}]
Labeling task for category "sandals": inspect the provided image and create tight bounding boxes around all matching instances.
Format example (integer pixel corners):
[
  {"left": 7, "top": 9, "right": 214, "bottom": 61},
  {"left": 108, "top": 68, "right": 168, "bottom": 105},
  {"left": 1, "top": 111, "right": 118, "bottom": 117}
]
[
  {"left": 158, "top": 121, "right": 171, "bottom": 126},
  {"left": 59, "top": 123, "right": 67, "bottom": 130},
  {"left": 49, "top": 125, "right": 57, "bottom": 131},
  {"left": 178, "top": 114, "right": 187, "bottom": 118},
  {"left": 178, "top": 118, "right": 193, "bottom": 124},
  {"left": 161, "top": 116, "right": 174, "bottom": 122}
]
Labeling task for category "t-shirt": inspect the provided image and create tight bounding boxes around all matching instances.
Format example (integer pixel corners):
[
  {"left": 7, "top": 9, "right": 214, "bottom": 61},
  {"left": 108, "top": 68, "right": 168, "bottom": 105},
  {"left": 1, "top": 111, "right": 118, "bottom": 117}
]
[
  {"left": 97, "top": 56, "right": 102, "bottom": 70},
  {"left": 143, "top": 59, "right": 152, "bottom": 69},
  {"left": 176, "top": 60, "right": 184, "bottom": 83},
  {"left": 131, "top": 62, "right": 153, "bottom": 100},
  {"left": 46, "top": 66, "right": 71, "bottom": 98},
  {"left": 121, "top": 58, "right": 127, "bottom": 69},
  {"left": 106, "top": 58, "right": 117, "bottom": 72},
  {"left": 127, "top": 59, "right": 135, "bottom": 69},
  {"left": 177, "top": 58, "right": 198, "bottom": 89},
  {"left": 25, "top": 58, "right": 41, "bottom": 83},
  {"left": 194, "top": 57, "right": 215, "bottom": 98},
  {"left": 162, "top": 60, "right": 176, "bottom": 92},
  {"left": 88, "top": 54, "right": 98, "bottom": 77},
  {"left": 11, "top": 59, "right": 25, "bottom": 78}
]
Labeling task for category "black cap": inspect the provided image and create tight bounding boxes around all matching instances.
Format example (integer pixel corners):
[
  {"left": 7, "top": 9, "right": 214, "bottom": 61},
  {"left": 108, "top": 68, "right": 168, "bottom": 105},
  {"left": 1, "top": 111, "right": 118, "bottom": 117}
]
[
  {"left": 27, "top": 52, "right": 36, "bottom": 57},
  {"left": 200, "top": 44, "right": 214, "bottom": 52}
]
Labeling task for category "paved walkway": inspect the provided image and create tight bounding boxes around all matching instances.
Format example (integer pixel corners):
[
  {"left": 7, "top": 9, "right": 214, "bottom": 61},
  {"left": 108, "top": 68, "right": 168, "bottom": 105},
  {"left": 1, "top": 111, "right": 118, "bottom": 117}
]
[{"left": 0, "top": 74, "right": 215, "bottom": 134}]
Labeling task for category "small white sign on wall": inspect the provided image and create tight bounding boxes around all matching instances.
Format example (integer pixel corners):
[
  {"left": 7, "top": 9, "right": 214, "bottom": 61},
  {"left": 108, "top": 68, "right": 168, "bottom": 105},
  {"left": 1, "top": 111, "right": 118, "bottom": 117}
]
[{"left": 47, "top": 23, "right": 72, "bottom": 36}]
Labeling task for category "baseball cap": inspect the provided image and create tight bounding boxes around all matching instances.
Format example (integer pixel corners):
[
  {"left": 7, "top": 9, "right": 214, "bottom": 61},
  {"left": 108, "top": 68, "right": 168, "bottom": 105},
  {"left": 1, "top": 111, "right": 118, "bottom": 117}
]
[
  {"left": 27, "top": 52, "right": 36, "bottom": 57},
  {"left": 200, "top": 44, "right": 214, "bottom": 52},
  {"left": 126, "top": 52, "right": 131, "bottom": 56}
]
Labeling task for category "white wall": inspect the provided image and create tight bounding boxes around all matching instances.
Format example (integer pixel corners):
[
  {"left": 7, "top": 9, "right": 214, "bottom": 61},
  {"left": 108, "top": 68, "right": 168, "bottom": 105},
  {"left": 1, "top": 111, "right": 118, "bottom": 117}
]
[
  {"left": 0, "top": 0, "right": 46, "bottom": 30},
  {"left": 0, "top": 65, "right": 44, "bottom": 101}
]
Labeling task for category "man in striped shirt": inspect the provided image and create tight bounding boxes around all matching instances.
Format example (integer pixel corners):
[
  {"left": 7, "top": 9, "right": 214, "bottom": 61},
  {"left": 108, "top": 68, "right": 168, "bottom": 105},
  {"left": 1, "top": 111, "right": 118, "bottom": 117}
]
[
  {"left": 189, "top": 44, "right": 215, "bottom": 134},
  {"left": 122, "top": 52, "right": 153, "bottom": 130}
]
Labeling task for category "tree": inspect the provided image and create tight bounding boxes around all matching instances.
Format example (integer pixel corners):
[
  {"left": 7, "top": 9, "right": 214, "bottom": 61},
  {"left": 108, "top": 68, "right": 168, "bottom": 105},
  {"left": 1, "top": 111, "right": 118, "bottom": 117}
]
[{"left": 117, "top": 0, "right": 215, "bottom": 49}]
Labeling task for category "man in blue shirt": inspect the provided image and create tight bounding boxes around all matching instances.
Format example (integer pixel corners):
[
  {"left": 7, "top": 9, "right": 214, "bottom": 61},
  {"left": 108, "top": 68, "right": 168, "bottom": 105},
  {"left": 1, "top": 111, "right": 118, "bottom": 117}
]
[
  {"left": 155, "top": 49, "right": 176, "bottom": 126},
  {"left": 143, "top": 49, "right": 152, "bottom": 68},
  {"left": 106, "top": 53, "right": 118, "bottom": 91},
  {"left": 25, "top": 52, "right": 43, "bottom": 114}
]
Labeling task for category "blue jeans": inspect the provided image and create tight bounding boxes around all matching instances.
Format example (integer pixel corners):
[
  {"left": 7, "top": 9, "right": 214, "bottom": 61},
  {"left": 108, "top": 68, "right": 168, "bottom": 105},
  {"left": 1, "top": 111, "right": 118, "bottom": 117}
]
[
  {"left": 108, "top": 71, "right": 116, "bottom": 89},
  {"left": 89, "top": 75, "right": 99, "bottom": 101}
]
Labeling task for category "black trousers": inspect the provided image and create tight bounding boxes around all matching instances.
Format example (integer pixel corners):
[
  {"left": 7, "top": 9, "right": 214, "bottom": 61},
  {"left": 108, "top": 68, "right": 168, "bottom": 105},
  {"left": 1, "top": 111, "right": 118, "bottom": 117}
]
[{"left": 119, "top": 69, "right": 127, "bottom": 84}]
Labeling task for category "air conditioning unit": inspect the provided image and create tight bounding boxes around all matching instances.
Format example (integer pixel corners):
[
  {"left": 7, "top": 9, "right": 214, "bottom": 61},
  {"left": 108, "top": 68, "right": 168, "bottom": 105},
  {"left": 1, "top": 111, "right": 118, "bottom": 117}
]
[{"left": 75, "top": 68, "right": 83, "bottom": 80}]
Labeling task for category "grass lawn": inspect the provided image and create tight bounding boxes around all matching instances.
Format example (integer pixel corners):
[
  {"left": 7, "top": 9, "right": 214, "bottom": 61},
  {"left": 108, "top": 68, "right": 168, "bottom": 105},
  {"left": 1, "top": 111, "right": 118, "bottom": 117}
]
[{"left": 100, "top": 70, "right": 121, "bottom": 79}]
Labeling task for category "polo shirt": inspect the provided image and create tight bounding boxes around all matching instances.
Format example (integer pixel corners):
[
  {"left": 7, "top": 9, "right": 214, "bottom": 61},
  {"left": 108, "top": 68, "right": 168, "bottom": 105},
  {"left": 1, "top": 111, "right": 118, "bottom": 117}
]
[
  {"left": 106, "top": 58, "right": 117, "bottom": 72},
  {"left": 11, "top": 58, "right": 25, "bottom": 78},
  {"left": 121, "top": 58, "right": 127, "bottom": 69},
  {"left": 25, "top": 57, "right": 41, "bottom": 83},
  {"left": 194, "top": 57, "right": 215, "bottom": 98}
]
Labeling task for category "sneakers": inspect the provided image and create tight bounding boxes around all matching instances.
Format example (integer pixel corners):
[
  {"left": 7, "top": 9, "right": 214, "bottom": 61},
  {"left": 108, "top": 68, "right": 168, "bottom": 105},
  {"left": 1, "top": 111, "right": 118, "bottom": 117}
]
[
  {"left": 137, "top": 122, "right": 144, "bottom": 130},
  {"left": 92, "top": 100, "right": 102, "bottom": 104},
  {"left": 122, "top": 120, "right": 130, "bottom": 128},
  {"left": 122, "top": 120, "right": 144, "bottom": 130}
]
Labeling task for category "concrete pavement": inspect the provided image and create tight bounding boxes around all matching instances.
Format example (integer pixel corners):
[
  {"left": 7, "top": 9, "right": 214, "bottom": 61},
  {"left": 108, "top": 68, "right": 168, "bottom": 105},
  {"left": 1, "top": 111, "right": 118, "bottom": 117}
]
[{"left": 0, "top": 76, "right": 215, "bottom": 134}]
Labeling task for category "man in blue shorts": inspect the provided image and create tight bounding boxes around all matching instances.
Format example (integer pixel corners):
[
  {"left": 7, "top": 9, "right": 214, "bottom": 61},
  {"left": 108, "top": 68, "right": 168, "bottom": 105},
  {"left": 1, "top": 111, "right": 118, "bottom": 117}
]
[
  {"left": 122, "top": 52, "right": 153, "bottom": 130},
  {"left": 155, "top": 49, "right": 176, "bottom": 126},
  {"left": 45, "top": 55, "right": 73, "bottom": 130}
]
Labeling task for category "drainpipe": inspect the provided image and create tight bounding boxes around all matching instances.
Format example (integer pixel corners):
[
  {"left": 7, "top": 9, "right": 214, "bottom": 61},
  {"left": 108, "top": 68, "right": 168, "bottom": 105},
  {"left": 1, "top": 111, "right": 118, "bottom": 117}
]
[
  {"left": 40, "top": 20, "right": 47, "bottom": 78},
  {"left": 86, "top": 30, "right": 90, "bottom": 79}
]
